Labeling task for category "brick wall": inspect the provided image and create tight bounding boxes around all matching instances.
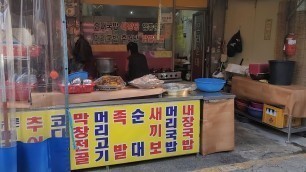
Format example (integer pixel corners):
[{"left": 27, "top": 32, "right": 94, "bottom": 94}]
[
  {"left": 291, "top": 11, "right": 306, "bottom": 86},
  {"left": 276, "top": 0, "right": 306, "bottom": 86},
  {"left": 275, "top": 0, "right": 288, "bottom": 59}
]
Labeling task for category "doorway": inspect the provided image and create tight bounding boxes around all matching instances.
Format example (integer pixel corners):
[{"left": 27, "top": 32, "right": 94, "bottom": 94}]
[{"left": 174, "top": 10, "right": 206, "bottom": 81}]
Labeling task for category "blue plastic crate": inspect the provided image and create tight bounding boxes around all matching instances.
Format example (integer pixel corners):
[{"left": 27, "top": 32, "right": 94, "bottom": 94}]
[{"left": 68, "top": 71, "right": 88, "bottom": 83}]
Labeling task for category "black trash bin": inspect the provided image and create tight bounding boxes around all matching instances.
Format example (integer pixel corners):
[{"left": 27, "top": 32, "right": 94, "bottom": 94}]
[{"left": 269, "top": 60, "right": 295, "bottom": 85}]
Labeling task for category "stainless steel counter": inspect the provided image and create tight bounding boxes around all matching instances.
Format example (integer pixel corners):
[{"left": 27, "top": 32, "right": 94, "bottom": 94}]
[
  {"left": 161, "top": 81, "right": 235, "bottom": 101},
  {"left": 26, "top": 91, "right": 235, "bottom": 111},
  {"left": 192, "top": 91, "right": 236, "bottom": 101},
  {"left": 65, "top": 90, "right": 235, "bottom": 109}
]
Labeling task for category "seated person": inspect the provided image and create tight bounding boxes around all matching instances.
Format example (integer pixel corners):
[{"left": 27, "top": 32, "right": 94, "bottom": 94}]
[{"left": 126, "top": 42, "right": 149, "bottom": 81}]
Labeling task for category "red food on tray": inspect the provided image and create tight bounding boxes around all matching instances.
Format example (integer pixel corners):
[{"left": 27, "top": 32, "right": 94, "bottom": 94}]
[{"left": 59, "top": 84, "right": 95, "bottom": 94}]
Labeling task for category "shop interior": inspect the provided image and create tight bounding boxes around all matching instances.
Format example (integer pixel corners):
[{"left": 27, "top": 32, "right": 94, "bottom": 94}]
[
  {"left": 174, "top": 10, "right": 204, "bottom": 81},
  {"left": 6, "top": 1, "right": 306, "bottom": 97},
  {"left": 74, "top": 3, "right": 174, "bottom": 81}
]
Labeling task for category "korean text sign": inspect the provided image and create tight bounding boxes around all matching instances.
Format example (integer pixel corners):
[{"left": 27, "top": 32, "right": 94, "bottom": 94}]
[
  {"left": 13, "top": 100, "right": 200, "bottom": 170},
  {"left": 70, "top": 101, "right": 200, "bottom": 170}
]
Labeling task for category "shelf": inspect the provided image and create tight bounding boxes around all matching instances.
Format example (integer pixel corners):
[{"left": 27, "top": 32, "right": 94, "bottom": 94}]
[
  {"left": 235, "top": 109, "right": 306, "bottom": 134},
  {"left": 3, "top": 56, "right": 30, "bottom": 60},
  {"left": 1, "top": 47, "right": 32, "bottom": 103}
]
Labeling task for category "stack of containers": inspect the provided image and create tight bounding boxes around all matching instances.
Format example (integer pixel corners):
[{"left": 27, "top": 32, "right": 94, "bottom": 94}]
[
  {"left": 247, "top": 101, "right": 264, "bottom": 120},
  {"left": 249, "top": 64, "right": 269, "bottom": 80},
  {"left": 234, "top": 98, "right": 249, "bottom": 112}
]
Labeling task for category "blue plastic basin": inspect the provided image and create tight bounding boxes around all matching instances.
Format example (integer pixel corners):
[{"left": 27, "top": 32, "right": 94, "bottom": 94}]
[{"left": 195, "top": 78, "right": 226, "bottom": 92}]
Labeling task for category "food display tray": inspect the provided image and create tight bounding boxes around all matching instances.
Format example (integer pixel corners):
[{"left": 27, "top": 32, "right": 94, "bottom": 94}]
[
  {"left": 95, "top": 85, "right": 124, "bottom": 91},
  {"left": 94, "top": 75, "right": 126, "bottom": 91}
]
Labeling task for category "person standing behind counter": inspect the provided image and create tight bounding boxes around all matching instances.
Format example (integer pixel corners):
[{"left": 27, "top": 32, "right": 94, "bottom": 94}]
[
  {"left": 126, "top": 42, "right": 150, "bottom": 81},
  {"left": 69, "top": 34, "right": 96, "bottom": 79}
]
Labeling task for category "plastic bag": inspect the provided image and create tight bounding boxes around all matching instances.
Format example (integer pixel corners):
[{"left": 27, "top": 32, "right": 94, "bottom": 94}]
[
  {"left": 227, "top": 30, "right": 242, "bottom": 57},
  {"left": 15, "top": 73, "right": 37, "bottom": 85},
  {"left": 129, "top": 74, "right": 164, "bottom": 89}
]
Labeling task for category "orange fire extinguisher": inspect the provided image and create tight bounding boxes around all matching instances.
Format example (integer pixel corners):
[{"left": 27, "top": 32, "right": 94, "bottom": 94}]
[{"left": 284, "top": 33, "right": 297, "bottom": 57}]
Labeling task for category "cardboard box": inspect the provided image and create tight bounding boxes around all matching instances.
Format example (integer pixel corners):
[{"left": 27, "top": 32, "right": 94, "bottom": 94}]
[
  {"left": 201, "top": 99, "right": 235, "bottom": 155},
  {"left": 263, "top": 104, "right": 301, "bottom": 128}
]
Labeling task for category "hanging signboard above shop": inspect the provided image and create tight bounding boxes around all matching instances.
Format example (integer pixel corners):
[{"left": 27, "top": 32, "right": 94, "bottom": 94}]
[
  {"left": 83, "top": 16, "right": 171, "bottom": 48},
  {"left": 80, "top": 4, "right": 174, "bottom": 55}
]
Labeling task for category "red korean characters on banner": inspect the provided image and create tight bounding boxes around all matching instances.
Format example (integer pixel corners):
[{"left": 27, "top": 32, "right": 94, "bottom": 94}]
[
  {"left": 121, "top": 22, "right": 140, "bottom": 32},
  {"left": 113, "top": 110, "right": 127, "bottom": 125},
  {"left": 150, "top": 124, "right": 162, "bottom": 137},
  {"left": 142, "top": 35, "right": 165, "bottom": 44},
  {"left": 114, "top": 144, "right": 128, "bottom": 160},
  {"left": 73, "top": 113, "right": 90, "bottom": 165},
  {"left": 26, "top": 116, "right": 43, "bottom": 143},
  {"left": 182, "top": 105, "right": 195, "bottom": 150},
  {"left": 149, "top": 107, "right": 162, "bottom": 138},
  {"left": 150, "top": 141, "right": 162, "bottom": 155}
]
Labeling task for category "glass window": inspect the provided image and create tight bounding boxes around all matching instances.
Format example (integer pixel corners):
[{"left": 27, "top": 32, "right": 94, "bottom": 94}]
[{"left": 81, "top": 4, "right": 173, "bottom": 52}]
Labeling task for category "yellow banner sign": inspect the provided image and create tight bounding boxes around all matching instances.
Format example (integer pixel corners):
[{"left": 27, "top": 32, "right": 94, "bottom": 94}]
[
  {"left": 14, "top": 100, "right": 200, "bottom": 170},
  {"left": 17, "top": 110, "right": 66, "bottom": 143}
]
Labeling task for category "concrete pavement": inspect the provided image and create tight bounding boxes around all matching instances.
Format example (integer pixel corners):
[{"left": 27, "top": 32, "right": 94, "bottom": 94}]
[
  {"left": 197, "top": 153, "right": 306, "bottom": 172},
  {"left": 77, "top": 120, "right": 306, "bottom": 172}
]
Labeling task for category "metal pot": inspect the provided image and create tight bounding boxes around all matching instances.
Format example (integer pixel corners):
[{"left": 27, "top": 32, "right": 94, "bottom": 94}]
[{"left": 96, "top": 57, "right": 115, "bottom": 74}]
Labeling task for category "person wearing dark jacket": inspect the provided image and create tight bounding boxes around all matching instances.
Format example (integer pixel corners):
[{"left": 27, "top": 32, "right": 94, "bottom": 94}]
[
  {"left": 126, "top": 42, "right": 150, "bottom": 81},
  {"left": 71, "top": 35, "right": 96, "bottom": 79}
]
